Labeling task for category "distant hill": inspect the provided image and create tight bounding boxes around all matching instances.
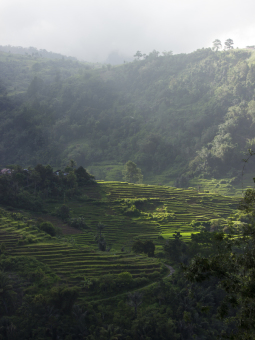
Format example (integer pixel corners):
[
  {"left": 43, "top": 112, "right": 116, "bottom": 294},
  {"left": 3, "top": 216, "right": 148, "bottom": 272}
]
[
  {"left": 0, "top": 45, "right": 77, "bottom": 61},
  {"left": 1, "top": 46, "right": 255, "bottom": 188}
]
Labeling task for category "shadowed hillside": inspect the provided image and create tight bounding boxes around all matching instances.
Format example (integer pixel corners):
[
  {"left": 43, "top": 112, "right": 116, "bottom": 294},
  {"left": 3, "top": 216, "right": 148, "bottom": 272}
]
[{"left": 1, "top": 47, "right": 255, "bottom": 189}]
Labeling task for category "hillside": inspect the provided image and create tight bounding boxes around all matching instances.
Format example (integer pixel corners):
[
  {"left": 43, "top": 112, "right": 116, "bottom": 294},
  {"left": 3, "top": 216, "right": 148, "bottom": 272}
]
[
  {"left": 1, "top": 47, "right": 255, "bottom": 189},
  {"left": 0, "top": 173, "right": 239, "bottom": 275},
  {"left": 0, "top": 178, "right": 239, "bottom": 290},
  {"left": 0, "top": 175, "right": 244, "bottom": 339}
]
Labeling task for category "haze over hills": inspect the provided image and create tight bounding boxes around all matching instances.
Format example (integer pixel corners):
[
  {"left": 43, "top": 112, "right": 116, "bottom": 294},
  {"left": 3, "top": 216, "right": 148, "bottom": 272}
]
[
  {"left": 0, "top": 45, "right": 78, "bottom": 61},
  {"left": 1, "top": 45, "right": 255, "bottom": 189},
  {"left": 2, "top": 44, "right": 255, "bottom": 339}
]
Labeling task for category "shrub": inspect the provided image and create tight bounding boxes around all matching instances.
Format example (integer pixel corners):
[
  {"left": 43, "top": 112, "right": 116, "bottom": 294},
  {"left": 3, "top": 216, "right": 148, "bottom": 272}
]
[
  {"left": 147, "top": 271, "right": 160, "bottom": 279},
  {"left": 118, "top": 272, "right": 133, "bottom": 282},
  {"left": 190, "top": 220, "right": 201, "bottom": 229},
  {"left": 155, "top": 251, "right": 165, "bottom": 258},
  {"left": 26, "top": 236, "right": 38, "bottom": 244},
  {"left": 98, "top": 238, "right": 106, "bottom": 251},
  {"left": 39, "top": 222, "right": 56, "bottom": 236},
  {"left": 17, "top": 239, "right": 27, "bottom": 245},
  {"left": 69, "top": 217, "right": 88, "bottom": 230},
  {"left": 49, "top": 285, "right": 80, "bottom": 314},
  {"left": 132, "top": 240, "right": 145, "bottom": 253},
  {"left": 132, "top": 240, "right": 155, "bottom": 257},
  {"left": 16, "top": 191, "right": 43, "bottom": 211},
  {"left": 0, "top": 243, "right": 6, "bottom": 254},
  {"left": 125, "top": 206, "right": 140, "bottom": 216},
  {"left": 56, "top": 204, "right": 70, "bottom": 220},
  {"left": 144, "top": 240, "right": 155, "bottom": 257},
  {"left": 133, "top": 277, "right": 149, "bottom": 287}
]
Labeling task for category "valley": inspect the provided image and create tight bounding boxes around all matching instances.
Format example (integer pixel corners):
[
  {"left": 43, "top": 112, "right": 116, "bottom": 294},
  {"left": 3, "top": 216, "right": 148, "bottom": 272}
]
[{"left": 0, "top": 45, "right": 255, "bottom": 338}]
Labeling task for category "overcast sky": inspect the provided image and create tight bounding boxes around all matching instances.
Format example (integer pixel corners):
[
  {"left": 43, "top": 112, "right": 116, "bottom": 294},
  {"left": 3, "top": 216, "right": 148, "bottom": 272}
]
[{"left": 1, "top": 0, "right": 255, "bottom": 63}]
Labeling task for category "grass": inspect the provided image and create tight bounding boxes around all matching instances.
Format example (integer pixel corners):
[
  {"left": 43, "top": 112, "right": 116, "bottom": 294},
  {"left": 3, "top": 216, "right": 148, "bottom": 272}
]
[
  {"left": 39, "top": 181, "right": 240, "bottom": 255},
  {"left": 84, "top": 157, "right": 255, "bottom": 197},
  {"left": 0, "top": 180, "right": 241, "bottom": 299}
]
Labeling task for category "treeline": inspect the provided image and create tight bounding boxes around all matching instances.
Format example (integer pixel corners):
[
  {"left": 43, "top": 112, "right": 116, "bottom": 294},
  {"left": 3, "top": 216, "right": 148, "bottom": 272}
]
[
  {"left": 1, "top": 47, "right": 255, "bottom": 183},
  {"left": 0, "top": 163, "right": 95, "bottom": 211},
  {"left": 0, "top": 263, "right": 232, "bottom": 339},
  {"left": 0, "top": 45, "right": 78, "bottom": 61}
]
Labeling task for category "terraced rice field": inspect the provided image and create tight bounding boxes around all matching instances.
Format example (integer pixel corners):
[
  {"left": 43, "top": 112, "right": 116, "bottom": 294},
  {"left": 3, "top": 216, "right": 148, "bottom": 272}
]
[
  {"left": 0, "top": 208, "right": 162, "bottom": 288},
  {"left": 9, "top": 244, "right": 160, "bottom": 282},
  {"left": 0, "top": 181, "right": 240, "bottom": 292},
  {"left": 61, "top": 182, "right": 240, "bottom": 246}
]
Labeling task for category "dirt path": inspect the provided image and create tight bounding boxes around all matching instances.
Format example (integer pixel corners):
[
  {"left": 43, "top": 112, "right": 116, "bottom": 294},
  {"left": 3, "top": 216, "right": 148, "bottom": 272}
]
[{"left": 164, "top": 264, "right": 175, "bottom": 277}]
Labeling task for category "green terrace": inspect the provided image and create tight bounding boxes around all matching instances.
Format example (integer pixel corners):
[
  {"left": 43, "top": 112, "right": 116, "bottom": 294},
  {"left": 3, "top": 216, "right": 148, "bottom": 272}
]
[
  {"left": 9, "top": 244, "right": 161, "bottom": 281},
  {"left": 0, "top": 181, "right": 240, "bottom": 297},
  {"left": 0, "top": 207, "right": 163, "bottom": 297},
  {"left": 50, "top": 181, "right": 240, "bottom": 248}
]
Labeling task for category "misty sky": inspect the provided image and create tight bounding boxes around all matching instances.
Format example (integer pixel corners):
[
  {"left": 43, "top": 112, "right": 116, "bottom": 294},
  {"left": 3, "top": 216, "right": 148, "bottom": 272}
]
[{"left": 1, "top": 0, "right": 255, "bottom": 63}]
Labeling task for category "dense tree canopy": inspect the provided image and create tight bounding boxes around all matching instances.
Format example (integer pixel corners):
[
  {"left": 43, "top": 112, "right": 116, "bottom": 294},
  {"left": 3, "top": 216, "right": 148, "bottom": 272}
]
[
  {"left": 184, "top": 178, "right": 255, "bottom": 339},
  {"left": 1, "top": 47, "right": 255, "bottom": 185}
]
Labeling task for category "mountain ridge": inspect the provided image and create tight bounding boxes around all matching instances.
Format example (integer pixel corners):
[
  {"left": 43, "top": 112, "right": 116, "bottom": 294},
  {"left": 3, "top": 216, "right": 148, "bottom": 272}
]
[{"left": 1, "top": 47, "right": 255, "bottom": 191}]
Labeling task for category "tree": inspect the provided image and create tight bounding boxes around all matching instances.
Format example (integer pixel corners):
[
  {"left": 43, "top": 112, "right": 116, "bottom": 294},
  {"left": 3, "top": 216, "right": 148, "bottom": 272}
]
[
  {"left": 148, "top": 49, "right": 160, "bottom": 59},
  {"left": 184, "top": 180, "right": 255, "bottom": 339},
  {"left": 134, "top": 51, "right": 143, "bottom": 60},
  {"left": 0, "top": 243, "right": 6, "bottom": 255},
  {"left": 162, "top": 50, "right": 173, "bottom": 56},
  {"left": 30, "top": 170, "right": 41, "bottom": 195},
  {"left": 66, "top": 171, "right": 77, "bottom": 190},
  {"left": 39, "top": 221, "right": 57, "bottom": 236},
  {"left": 95, "top": 222, "right": 107, "bottom": 251},
  {"left": 212, "top": 39, "right": 222, "bottom": 51},
  {"left": 132, "top": 239, "right": 155, "bottom": 256},
  {"left": 143, "top": 240, "right": 155, "bottom": 257},
  {"left": 68, "top": 159, "right": 76, "bottom": 169},
  {"left": 97, "top": 222, "right": 106, "bottom": 239},
  {"left": 75, "top": 166, "right": 95, "bottom": 185},
  {"left": 224, "top": 38, "right": 234, "bottom": 50},
  {"left": 49, "top": 285, "right": 80, "bottom": 315},
  {"left": 0, "top": 271, "right": 17, "bottom": 314},
  {"left": 164, "top": 231, "right": 187, "bottom": 262},
  {"left": 127, "top": 291, "right": 143, "bottom": 315},
  {"left": 122, "top": 161, "right": 143, "bottom": 184},
  {"left": 132, "top": 240, "right": 144, "bottom": 254},
  {"left": 57, "top": 204, "right": 70, "bottom": 220},
  {"left": 98, "top": 324, "right": 122, "bottom": 339},
  {"left": 27, "top": 76, "right": 44, "bottom": 97}
]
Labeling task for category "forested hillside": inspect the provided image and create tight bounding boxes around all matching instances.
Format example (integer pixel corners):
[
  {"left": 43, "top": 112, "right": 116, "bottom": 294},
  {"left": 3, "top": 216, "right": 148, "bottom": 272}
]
[
  {"left": 1, "top": 47, "right": 255, "bottom": 187},
  {"left": 0, "top": 162, "right": 245, "bottom": 339}
]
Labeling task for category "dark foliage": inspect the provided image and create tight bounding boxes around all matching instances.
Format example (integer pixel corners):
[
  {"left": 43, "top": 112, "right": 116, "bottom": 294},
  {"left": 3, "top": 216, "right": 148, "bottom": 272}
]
[
  {"left": 0, "top": 164, "right": 95, "bottom": 211},
  {"left": 39, "top": 221, "right": 57, "bottom": 236},
  {"left": 132, "top": 239, "right": 155, "bottom": 257},
  {"left": 1, "top": 48, "right": 255, "bottom": 182}
]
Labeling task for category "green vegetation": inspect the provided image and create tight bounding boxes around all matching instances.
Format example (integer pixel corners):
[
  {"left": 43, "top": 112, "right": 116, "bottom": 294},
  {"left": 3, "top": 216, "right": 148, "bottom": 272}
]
[
  {"left": 2, "top": 43, "right": 255, "bottom": 337},
  {"left": 184, "top": 179, "right": 255, "bottom": 339},
  {"left": 122, "top": 161, "right": 143, "bottom": 183},
  {"left": 2, "top": 47, "right": 255, "bottom": 190},
  {"left": 0, "top": 163, "right": 95, "bottom": 211},
  {"left": 0, "top": 161, "right": 248, "bottom": 338}
]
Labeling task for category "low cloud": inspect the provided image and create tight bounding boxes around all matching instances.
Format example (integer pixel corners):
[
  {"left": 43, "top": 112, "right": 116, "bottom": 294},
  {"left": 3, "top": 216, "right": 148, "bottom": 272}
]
[{"left": 0, "top": 0, "right": 255, "bottom": 62}]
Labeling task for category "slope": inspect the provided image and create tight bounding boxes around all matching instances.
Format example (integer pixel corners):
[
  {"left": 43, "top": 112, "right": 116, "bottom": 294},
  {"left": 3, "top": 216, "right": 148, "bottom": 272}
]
[{"left": 1, "top": 47, "right": 255, "bottom": 188}]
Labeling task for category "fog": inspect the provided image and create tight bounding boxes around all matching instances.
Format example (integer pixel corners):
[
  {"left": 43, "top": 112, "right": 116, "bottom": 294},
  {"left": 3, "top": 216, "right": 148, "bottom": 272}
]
[{"left": 1, "top": 0, "right": 255, "bottom": 63}]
